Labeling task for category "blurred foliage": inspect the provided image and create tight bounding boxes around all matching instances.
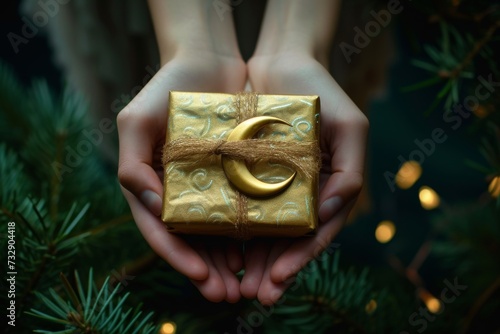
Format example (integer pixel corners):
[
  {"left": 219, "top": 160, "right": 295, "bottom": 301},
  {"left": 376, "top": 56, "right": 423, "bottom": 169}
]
[{"left": 1, "top": 0, "right": 500, "bottom": 333}]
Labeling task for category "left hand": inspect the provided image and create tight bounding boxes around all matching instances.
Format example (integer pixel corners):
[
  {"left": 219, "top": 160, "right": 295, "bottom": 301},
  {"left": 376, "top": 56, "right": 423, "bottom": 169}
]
[{"left": 240, "top": 52, "right": 369, "bottom": 305}]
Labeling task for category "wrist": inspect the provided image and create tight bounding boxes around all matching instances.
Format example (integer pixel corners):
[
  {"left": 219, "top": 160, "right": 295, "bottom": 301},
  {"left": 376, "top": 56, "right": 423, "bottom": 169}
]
[
  {"left": 252, "top": 0, "right": 341, "bottom": 67},
  {"left": 148, "top": 0, "right": 242, "bottom": 65}
]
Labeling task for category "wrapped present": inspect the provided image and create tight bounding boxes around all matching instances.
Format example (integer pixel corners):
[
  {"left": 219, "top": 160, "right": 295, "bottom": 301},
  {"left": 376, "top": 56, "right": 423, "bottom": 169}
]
[{"left": 161, "top": 91, "right": 321, "bottom": 239}]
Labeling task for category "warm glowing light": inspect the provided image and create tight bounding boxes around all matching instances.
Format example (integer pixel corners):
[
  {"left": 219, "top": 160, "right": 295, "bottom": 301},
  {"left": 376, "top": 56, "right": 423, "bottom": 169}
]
[
  {"left": 365, "top": 299, "right": 377, "bottom": 314},
  {"left": 375, "top": 221, "right": 396, "bottom": 243},
  {"left": 419, "top": 186, "right": 440, "bottom": 210},
  {"left": 160, "top": 322, "right": 176, "bottom": 334},
  {"left": 488, "top": 176, "right": 500, "bottom": 197},
  {"left": 472, "top": 105, "right": 491, "bottom": 118},
  {"left": 396, "top": 161, "right": 422, "bottom": 189},
  {"left": 418, "top": 289, "right": 442, "bottom": 314},
  {"left": 426, "top": 298, "right": 442, "bottom": 314}
]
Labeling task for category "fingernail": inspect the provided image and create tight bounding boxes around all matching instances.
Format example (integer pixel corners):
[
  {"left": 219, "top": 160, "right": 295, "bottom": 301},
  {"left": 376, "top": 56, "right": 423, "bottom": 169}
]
[
  {"left": 140, "top": 190, "right": 162, "bottom": 216},
  {"left": 319, "top": 196, "right": 342, "bottom": 223},
  {"left": 270, "top": 289, "right": 285, "bottom": 304}
]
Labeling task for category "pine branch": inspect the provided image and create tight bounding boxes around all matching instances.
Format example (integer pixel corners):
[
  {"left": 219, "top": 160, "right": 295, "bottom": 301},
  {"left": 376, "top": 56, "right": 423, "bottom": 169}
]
[
  {"left": 264, "top": 252, "right": 390, "bottom": 334},
  {"left": 19, "top": 243, "right": 55, "bottom": 309},
  {"left": 431, "top": 4, "right": 500, "bottom": 22},
  {"left": 0, "top": 62, "right": 30, "bottom": 144},
  {"left": 50, "top": 131, "right": 67, "bottom": 221},
  {"left": 440, "top": 20, "right": 500, "bottom": 79},
  {"left": 81, "top": 214, "right": 133, "bottom": 237},
  {"left": 14, "top": 200, "right": 91, "bottom": 314},
  {"left": 460, "top": 277, "right": 500, "bottom": 334},
  {"left": 27, "top": 269, "right": 158, "bottom": 334}
]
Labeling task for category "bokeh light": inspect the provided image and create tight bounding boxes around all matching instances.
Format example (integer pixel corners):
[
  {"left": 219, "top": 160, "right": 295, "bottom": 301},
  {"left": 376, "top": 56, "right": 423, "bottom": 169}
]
[
  {"left": 396, "top": 161, "right": 422, "bottom": 189},
  {"left": 418, "top": 289, "right": 442, "bottom": 314},
  {"left": 160, "top": 322, "right": 176, "bottom": 334},
  {"left": 488, "top": 176, "right": 500, "bottom": 197},
  {"left": 419, "top": 186, "right": 440, "bottom": 210},
  {"left": 472, "top": 104, "right": 492, "bottom": 118},
  {"left": 365, "top": 299, "right": 377, "bottom": 314},
  {"left": 375, "top": 220, "right": 396, "bottom": 243}
]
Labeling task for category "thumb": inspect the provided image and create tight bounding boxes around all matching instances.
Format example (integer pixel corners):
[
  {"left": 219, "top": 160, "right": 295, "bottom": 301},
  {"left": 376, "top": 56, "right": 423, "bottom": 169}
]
[
  {"left": 318, "top": 171, "right": 363, "bottom": 223},
  {"left": 117, "top": 110, "right": 164, "bottom": 216}
]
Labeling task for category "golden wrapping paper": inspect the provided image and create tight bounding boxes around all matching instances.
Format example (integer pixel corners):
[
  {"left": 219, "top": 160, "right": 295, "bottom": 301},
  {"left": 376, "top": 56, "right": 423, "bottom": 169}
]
[{"left": 161, "top": 91, "right": 320, "bottom": 238}]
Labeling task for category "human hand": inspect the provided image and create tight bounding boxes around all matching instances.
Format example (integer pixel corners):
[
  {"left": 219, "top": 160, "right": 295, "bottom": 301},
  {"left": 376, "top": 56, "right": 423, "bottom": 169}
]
[
  {"left": 118, "top": 0, "right": 247, "bottom": 303},
  {"left": 241, "top": 52, "right": 368, "bottom": 304},
  {"left": 118, "top": 52, "right": 247, "bottom": 303}
]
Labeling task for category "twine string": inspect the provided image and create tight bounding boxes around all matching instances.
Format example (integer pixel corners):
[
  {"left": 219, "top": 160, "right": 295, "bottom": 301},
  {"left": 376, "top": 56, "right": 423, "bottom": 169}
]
[
  {"left": 163, "top": 92, "right": 320, "bottom": 239},
  {"left": 163, "top": 138, "right": 320, "bottom": 180}
]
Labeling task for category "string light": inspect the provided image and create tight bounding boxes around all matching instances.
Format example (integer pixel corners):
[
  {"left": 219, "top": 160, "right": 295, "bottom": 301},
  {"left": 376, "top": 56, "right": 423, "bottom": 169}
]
[
  {"left": 160, "top": 322, "right": 176, "bottom": 334},
  {"left": 396, "top": 161, "right": 422, "bottom": 189},
  {"left": 419, "top": 186, "right": 440, "bottom": 210},
  {"left": 418, "top": 289, "right": 442, "bottom": 314},
  {"left": 488, "top": 176, "right": 500, "bottom": 197},
  {"left": 375, "top": 220, "right": 396, "bottom": 243},
  {"left": 365, "top": 299, "right": 377, "bottom": 314},
  {"left": 472, "top": 104, "right": 491, "bottom": 118}
]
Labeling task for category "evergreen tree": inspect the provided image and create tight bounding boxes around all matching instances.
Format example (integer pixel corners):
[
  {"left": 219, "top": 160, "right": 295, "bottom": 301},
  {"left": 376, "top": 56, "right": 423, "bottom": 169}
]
[{"left": 1, "top": 0, "right": 499, "bottom": 333}]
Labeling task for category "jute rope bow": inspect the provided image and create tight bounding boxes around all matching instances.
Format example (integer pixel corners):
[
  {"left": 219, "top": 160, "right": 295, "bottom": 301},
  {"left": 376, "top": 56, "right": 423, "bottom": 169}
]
[{"left": 162, "top": 92, "right": 321, "bottom": 239}]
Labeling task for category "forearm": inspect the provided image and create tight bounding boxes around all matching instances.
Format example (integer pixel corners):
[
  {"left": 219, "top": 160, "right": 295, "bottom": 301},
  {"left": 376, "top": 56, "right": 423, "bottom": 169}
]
[
  {"left": 147, "top": 0, "right": 241, "bottom": 64},
  {"left": 254, "top": 0, "right": 341, "bottom": 64}
]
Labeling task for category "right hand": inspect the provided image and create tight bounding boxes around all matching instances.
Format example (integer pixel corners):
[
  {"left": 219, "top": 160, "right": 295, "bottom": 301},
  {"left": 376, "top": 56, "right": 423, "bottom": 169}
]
[{"left": 117, "top": 51, "right": 247, "bottom": 303}]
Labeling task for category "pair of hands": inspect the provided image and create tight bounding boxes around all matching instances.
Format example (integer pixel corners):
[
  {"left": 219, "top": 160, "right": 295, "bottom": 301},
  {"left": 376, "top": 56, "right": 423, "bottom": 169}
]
[{"left": 117, "top": 49, "right": 368, "bottom": 304}]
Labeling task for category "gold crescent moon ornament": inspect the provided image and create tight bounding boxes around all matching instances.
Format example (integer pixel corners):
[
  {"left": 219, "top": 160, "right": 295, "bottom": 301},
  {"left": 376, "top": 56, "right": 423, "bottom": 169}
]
[{"left": 221, "top": 116, "right": 297, "bottom": 197}]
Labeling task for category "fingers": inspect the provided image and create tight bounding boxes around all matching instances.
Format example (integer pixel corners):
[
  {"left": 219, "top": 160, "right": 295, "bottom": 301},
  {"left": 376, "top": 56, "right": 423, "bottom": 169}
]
[
  {"left": 211, "top": 248, "right": 241, "bottom": 303},
  {"left": 226, "top": 241, "right": 243, "bottom": 273},
  {"left": 249, "top": 58, "right": 369, "bottom": 223},
  {"left": 318, "top": 87, "right": 368, "bottom": 223},
  {"left": 191, "top": 248, "right": 227, "bottom": 303},
  {"left": 125, "top": 193, "right": 242, "bottom": 304},
  {"left": 122, "top": 188, "right": 209, "bottom": 281},
  {"left": 116, "top": 64, "right": 173, "bottom": 216},
  {"left": 240, "top": 200, "right": 353, "bottom": 304},
  {"left": 241, "top": 240, "right": 271, "bottom": 299},
  {"left": 270, "top": 205, "right": 352, "bottom": 284},
  {"left": 241, "top": 239, "right": 294, "bottom": 304},
  {"left": 117, "top": 61, "right": 192, "bottom": 216},
  {"left": 124, "top": 191, "right": 242, "bottom": 303},
  {"left": 117, "top": 105, "right": 165, "bottom": 216},
  {"left": 318, "top": 171, "right": 362, "bottom": 223},
  {"left": 256, "top": 240, "right": 292, "bottom": 305},
  {"left": 189, "top": 245, "right": 242, "bottom": 303}
]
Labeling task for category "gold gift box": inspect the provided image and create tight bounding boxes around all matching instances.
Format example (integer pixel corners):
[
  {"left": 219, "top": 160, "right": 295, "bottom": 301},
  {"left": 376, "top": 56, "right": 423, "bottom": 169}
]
[{"left": 161, "top": 91, "right": 320, "bottom": 238}]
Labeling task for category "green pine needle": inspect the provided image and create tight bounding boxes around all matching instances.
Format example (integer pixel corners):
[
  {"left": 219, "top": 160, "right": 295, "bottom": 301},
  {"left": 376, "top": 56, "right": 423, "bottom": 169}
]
[{"left": 27, "top": 269, "right": 158, "bottom": 334}]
